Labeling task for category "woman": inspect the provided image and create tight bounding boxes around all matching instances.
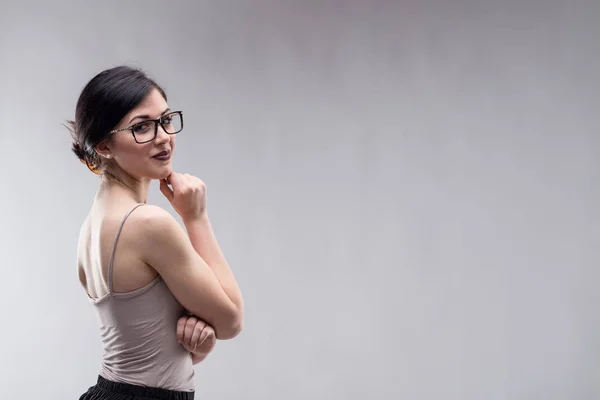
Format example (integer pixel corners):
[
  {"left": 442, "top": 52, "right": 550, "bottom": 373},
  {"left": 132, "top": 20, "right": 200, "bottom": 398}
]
[{"left": 71, "top": 66, "right": 244, "bottom": 400}]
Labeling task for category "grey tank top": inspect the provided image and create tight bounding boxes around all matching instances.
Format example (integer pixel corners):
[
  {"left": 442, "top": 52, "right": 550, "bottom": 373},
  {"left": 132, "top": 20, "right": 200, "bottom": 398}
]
[{"left": 87, "top": 203, "right": 195, "bottom": 391}]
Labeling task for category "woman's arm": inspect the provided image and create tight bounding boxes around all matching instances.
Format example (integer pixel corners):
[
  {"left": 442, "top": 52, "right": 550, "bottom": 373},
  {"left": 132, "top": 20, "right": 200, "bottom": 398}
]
[
  {"left": 155, "top": 172, "right": 244, "bottom": 339},
  {"left": 140, "top": 206, "right": 242, "bottom": 339},
  {"left": 183, "top": 215, "right": 244, "bottom": 317}
]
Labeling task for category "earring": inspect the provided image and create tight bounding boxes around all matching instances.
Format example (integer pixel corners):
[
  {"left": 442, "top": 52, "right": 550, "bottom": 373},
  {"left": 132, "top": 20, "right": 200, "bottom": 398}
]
[{"left": 105, "top": 154, "right": 112, "bottom": 159}]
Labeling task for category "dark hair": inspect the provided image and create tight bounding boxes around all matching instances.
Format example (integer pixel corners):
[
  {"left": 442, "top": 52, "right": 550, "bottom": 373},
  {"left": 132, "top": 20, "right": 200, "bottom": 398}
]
[{"left": 67, "top": 66, "right": 167, "bottom": 174}]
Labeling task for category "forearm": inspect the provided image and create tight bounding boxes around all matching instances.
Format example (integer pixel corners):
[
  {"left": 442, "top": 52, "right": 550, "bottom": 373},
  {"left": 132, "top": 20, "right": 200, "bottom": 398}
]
[{"left": 183, "top": 215, "right": 244, "bottom": 311}]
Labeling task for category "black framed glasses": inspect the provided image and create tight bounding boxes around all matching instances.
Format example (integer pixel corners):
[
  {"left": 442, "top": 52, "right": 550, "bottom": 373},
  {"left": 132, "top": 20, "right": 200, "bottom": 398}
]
[{"left": 110, "top": 111, "right": 184, "bottom": 144}]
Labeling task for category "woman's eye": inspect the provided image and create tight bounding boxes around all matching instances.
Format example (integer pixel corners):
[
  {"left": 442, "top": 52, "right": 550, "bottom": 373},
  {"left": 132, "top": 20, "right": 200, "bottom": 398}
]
[
  {"left": 162, "top": 117, "right": 173, "bottom": 125},
  {"left": 133, "top": 123, "right": 151, "bottom": 133}
]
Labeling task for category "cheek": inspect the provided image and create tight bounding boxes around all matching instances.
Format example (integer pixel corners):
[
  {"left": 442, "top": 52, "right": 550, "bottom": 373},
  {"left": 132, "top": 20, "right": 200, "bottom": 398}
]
[
  {"left": 116, "top": 143, "right": 149, "bottom": 170},
  {"left": 123, "top": 145, "right": 146, "bottom": 161}
]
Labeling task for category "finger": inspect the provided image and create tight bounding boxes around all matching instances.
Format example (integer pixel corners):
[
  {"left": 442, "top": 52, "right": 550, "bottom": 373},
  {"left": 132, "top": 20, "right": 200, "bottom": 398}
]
[
  {"left": 181, "top": 173, "right": 193, "bottom": 188},
  {"left": 190, "top": 321, "right": 206, "bottom": 351},
  {"left": 176, "top": 317, "right": 188, "bottom": 344},
  {"left": 198, "top": 324, "right": 213, "bottom": 346},
  {"left": 168, "top": 172, "right": 184, "bottom": 194},
  {"left": 191, "top": 175, "right": 205, "bottom": 188},
  {"left": 184, "top": 317, "right": 197, "bottom": 348},
  {"left": 177, "top": 173, "right": 194, "bottom": 194},
  {"left": 159, "top": 179, "right": 174, "bottom": 201},
  {"left": 201, "top": 327, "right": 216, "bottom": 351},
  {"left": 186, "top": 174, "right": 200, "bottom": 187},
  {"left": 187, "top": 174, "right": 202, "bottom": 185}
]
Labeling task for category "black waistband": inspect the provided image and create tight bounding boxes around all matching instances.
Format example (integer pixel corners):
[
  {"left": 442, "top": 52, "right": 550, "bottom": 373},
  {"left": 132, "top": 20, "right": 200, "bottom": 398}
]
[{"left": 96, "top": 375, "right": 194, "bottom": 400}]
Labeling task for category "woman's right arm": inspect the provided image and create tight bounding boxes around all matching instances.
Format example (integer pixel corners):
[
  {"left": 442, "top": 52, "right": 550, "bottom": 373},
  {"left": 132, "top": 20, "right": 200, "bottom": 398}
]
[{"left": 138, "top": 205, "right": 243, "bottom": 340}]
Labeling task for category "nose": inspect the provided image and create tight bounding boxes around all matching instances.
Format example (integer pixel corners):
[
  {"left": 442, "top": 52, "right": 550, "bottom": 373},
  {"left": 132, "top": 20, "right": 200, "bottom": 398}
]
[{"left": 153, "top": 124, "right": 170, "bottom": 145}]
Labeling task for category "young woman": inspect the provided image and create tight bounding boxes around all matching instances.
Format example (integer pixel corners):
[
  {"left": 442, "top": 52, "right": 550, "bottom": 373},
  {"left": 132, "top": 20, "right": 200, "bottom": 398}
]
[{"left": 71, "top": 66, "right": 243, "bottom": 400}]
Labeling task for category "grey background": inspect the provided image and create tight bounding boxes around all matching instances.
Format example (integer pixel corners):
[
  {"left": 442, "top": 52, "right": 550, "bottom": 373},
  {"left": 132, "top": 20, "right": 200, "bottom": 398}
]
[{"left": 0, "top": 1, "right": 598, "bottom": 399}]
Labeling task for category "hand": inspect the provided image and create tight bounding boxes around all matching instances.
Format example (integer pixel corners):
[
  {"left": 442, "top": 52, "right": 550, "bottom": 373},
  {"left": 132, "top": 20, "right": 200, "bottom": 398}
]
[
  {"left": 176, "top": 314, "right": 215, "bottom": 353},
  {"left": 160, "top": 172, "right": 207, "bottom": 222}
]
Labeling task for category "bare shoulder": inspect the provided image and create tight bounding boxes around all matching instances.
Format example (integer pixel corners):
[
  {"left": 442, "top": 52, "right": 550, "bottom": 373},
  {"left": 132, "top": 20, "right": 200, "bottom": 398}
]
[
  {"left": 128, "top": 204, "right": 181, "bottom": 237},
  {"left": 131, "top": 204, "right": 174, "bottom": 222},
  {"left": 126, "top": 205, "right": 188, "bottom": 260}
]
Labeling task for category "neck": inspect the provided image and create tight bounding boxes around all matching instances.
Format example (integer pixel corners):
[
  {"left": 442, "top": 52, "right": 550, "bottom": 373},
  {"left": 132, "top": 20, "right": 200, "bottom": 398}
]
[{"left": 97, "top": 167, "right": 150, "bottom": 205}]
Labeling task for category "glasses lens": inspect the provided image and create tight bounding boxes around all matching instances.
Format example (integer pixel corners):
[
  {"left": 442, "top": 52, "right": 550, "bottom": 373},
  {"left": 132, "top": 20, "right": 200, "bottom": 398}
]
[
  {"left": 161, "top": 112, "right": 183, "bottom": 134},
  {"left": 132, "top": 121, "right": 156, "bottom": 143}
]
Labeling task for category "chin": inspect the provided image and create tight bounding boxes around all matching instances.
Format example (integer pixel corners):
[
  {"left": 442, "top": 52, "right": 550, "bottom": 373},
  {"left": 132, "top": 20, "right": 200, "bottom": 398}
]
[
  {"left": 155, "top": 167, "right": 172, "bottom": 180},
  {"left": 145, "top": 165, "right": 173, "bottom": 180}
]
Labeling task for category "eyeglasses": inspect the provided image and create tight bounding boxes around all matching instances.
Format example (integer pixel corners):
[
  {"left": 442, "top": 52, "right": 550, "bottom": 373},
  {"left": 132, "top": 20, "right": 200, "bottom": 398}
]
[{"left": 110, "top": 111, "right": 184, "bottom": 144}]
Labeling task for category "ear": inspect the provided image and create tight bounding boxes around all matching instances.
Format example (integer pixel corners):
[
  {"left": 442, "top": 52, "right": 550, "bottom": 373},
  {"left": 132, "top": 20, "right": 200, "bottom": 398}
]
[{"left": 94, "top": 139, "right": 113, "bottom": 160}]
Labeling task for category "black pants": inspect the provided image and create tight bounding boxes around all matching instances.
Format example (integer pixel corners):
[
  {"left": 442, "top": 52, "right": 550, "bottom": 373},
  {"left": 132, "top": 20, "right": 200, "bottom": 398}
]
[{"left": 79, "top": 376, "right": 195, "bottom": 400}]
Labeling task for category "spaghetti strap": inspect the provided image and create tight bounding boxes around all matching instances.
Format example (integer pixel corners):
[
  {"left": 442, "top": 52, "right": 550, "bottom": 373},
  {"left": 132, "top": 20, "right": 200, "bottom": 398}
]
[{"left": 107, "top": 203, "right": 146, "bottom": 293}]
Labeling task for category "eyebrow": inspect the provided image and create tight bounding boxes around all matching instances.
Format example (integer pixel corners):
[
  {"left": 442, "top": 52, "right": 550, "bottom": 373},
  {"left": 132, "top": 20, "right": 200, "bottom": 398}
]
[{"left": 129, "top": 108, "right": 171, "bottom": 124}]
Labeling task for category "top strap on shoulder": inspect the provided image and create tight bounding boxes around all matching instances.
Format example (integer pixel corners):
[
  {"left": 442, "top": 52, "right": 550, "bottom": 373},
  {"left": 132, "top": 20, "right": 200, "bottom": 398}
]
[{"left": 107, "top": 203, "right": 146, "bottom": 293}]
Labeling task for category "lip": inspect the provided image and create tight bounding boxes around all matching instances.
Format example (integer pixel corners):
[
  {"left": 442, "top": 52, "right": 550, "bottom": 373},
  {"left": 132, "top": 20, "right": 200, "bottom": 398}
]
[{"left": 152, "top": 151, "right": 171, "bottom": 160}]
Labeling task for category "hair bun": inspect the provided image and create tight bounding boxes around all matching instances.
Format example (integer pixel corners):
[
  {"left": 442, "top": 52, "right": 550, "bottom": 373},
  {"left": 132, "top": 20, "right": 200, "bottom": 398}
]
[{"left": 66, "top": 120, "right": 101, "bottom": 174}]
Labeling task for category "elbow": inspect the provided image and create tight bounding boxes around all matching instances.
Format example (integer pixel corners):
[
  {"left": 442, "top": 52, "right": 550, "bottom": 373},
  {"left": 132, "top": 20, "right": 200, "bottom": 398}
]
[{"left": 215, "top": 311, "right": 244, "bottom": 340}]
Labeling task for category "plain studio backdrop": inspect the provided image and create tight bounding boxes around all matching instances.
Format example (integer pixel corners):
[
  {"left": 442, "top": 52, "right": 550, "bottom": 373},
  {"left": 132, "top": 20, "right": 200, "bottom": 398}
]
[{"left": 0, "top": 1, "right": 598, "bottom": 399}]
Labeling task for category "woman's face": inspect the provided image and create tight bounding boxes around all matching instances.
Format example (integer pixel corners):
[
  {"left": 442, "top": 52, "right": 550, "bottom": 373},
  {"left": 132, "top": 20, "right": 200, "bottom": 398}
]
[{"left": 103, "top": 88, "right": 178, "bottom": 181}]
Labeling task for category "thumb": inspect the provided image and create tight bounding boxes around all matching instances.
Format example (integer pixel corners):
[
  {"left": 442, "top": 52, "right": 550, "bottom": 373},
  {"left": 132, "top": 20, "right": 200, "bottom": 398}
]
[{"left": 160, "top": 178, "right": 174, "bottom": 202}]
